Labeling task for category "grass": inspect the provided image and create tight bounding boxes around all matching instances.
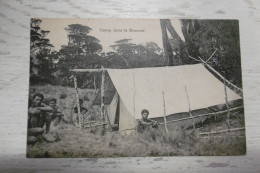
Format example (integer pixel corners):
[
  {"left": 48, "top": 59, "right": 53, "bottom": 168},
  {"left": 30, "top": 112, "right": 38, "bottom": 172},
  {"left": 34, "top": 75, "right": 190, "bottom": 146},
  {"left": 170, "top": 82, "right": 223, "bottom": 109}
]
[{"left": 27, "top": 85, "right": 246, "bottom": 158}]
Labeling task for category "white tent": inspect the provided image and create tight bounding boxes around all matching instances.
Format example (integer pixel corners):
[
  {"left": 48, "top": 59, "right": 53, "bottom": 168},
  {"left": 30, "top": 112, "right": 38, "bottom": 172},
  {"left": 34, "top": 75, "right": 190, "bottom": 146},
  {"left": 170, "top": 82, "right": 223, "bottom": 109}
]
[{"left": 96, "top": 63, "right": 242, "bottom": 131}]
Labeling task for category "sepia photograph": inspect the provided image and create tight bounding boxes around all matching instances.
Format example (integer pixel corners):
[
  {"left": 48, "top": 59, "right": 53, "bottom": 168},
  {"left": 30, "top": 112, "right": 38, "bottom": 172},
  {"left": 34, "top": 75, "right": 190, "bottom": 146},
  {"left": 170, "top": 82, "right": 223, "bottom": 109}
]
[{"left": 27, "top": 18, "right": 245, "bottom": 158}]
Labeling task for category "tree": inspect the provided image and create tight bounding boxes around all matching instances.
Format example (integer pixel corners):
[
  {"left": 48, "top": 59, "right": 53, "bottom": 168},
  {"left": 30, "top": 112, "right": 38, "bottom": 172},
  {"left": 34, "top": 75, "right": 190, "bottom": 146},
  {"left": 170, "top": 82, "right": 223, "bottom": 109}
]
[
  {"left": 181, "top": 20, "right": 242, "bottom": 87},
  {"left": 110, "top": 39, "right": 165, "bottom": 68},
  {"left": 30, "top": 18, "right": 56, "bottom": 84},
  {"left": 57, "top": 24, "right": 105, "bottom": 88},
  {"left": 65, "top": 24, "right": 102, "bottom": 55},
  {"left": 160, "top": 19, "right": 242, "bottom": 87}
]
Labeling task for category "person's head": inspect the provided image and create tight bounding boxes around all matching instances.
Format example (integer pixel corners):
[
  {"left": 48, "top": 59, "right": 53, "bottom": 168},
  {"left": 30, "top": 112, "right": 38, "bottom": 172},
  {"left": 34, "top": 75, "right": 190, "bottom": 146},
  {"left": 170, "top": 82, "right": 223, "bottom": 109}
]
[
  {"left": 141, "top": 109, "right": 149, "bottom": 120},
  {"left": 32, "top": 93, "right": 44, "bottom": 106},
  {"left": 48, "top": 98, "right": 57, "bottom": 108}
]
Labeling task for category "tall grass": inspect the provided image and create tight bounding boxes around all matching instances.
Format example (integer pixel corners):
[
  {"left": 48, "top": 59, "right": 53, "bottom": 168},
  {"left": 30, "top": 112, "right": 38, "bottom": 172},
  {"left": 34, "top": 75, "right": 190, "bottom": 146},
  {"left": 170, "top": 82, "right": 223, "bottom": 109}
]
[{"left": 27, "top": 85, "right": 246, "bottom": 158}]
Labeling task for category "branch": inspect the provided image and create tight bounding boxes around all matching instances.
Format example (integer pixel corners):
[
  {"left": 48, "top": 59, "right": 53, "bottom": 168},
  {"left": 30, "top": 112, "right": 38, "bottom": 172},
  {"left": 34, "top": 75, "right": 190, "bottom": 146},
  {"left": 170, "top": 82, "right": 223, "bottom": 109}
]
[
  {"left": 188, "top": 55, "right": 200, "bottom": 62},
  {"left": 206, "top": 48, "right": 218, "bottom": 63}
]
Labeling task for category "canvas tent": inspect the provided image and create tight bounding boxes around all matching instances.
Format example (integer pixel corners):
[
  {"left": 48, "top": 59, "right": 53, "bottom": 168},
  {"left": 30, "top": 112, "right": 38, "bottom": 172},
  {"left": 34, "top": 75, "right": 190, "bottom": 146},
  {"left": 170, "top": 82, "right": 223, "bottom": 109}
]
[{"left": 90, "top": 63, "right": 242, "bottom": 131}]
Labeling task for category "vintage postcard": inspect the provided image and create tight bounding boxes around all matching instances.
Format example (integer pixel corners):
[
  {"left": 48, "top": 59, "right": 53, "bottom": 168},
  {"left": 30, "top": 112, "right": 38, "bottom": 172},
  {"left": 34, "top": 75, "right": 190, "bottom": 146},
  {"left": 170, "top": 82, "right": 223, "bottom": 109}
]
[{"left": 27, "top": 18, "right": 245, "bottom": 157}]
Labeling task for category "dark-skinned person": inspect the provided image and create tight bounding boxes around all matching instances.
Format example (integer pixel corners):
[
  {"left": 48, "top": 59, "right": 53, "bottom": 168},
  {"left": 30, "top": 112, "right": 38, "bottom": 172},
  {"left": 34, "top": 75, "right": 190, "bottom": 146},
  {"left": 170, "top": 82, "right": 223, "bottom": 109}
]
[
  {"left": 137, "top": 109, "right": 158, "bottom": 133},
  {"left": 28, "top": 93, "right": 53, "bottom": 128}
]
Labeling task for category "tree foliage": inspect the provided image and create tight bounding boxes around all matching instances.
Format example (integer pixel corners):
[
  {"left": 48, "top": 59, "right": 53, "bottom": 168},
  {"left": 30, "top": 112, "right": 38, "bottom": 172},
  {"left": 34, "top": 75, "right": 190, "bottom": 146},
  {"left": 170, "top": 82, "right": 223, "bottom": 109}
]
[
  {"left": 30, "top": 18, "right": 56, "bottom": 84},
  {"left": 166, "top": 19, "right": 242, "bottom": 87},
  {"left": 57, "top": 24, "right": 105, "bottom": 88},
  {"left": 110, "top": 39, "right": 165, "bottom": 68}
]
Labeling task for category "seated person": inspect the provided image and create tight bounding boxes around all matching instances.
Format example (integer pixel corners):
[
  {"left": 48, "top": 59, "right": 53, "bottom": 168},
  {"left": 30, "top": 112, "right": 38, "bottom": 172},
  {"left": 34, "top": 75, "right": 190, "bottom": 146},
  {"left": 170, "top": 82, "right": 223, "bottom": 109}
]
[
  {"left": 45, "top": 98, "right": 66, "bottom": 133},
  {"left": 73, "top": 99, "right": 88, "bottom": 124},
  {"left": 137, "top": 109, "right": 158, "bottom": 133},
  {"left": 28, "top": 93, "right": 53, "bottom": 128}
]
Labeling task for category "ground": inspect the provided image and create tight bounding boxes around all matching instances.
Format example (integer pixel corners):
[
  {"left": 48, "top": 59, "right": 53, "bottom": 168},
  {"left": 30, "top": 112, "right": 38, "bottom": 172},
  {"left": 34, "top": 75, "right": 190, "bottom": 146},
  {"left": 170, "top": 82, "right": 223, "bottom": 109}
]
[{"left": 26, "top": 85, "right": 246, "bottom": 158}]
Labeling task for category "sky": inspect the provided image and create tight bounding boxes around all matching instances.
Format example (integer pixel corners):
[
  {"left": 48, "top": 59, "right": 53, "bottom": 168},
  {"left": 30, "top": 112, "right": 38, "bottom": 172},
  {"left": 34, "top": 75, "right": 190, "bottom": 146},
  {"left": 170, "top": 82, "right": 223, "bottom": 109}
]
[{"left": 40, "top": 18, "right": 185, "bottom": 53}]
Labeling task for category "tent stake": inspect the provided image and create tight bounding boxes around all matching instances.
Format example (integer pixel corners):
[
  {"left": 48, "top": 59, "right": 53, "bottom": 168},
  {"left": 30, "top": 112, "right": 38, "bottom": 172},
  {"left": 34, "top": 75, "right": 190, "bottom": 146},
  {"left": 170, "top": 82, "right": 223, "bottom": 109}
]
[
  {"left": 162, "top": 91, "right": 169, "bottom": 133},
  {"left": 185, "top": 86, "right": 195, "bottom": 129},
  {"left": 73, "top": 75, "right": 83, "bottom": 129},
  {"left": 224, "top": 80, "right": 230, "bottom": 127}
]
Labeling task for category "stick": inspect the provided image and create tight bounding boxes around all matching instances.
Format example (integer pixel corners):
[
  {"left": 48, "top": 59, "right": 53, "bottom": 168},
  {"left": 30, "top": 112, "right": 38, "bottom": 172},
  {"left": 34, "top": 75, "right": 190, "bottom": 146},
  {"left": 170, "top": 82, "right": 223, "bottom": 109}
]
[
  {"left": 185, "top": 85, "right": 195, "bottom": 129},
  {"left": 188, "top": 55, "right": 201, "bottom": 62},
  {"left": 84, "top": 123, "right": 107, "bottom": 128},
  {"left": 105, "top": 107, "right": 112, "bottom": 131},
  {"left": 207, "top": 108, "right": 217, "bottom": 121},
  {"left": 224, "top": 80, "right": 230, "bottom": 127},
  {"left": 84, "top": 121, "right": 98, "bottom": 125},
  {"left": 199, "top": 127, "right": 245, "bottom": 135},
  {"left": 162, "top": 91, "right": 169, "bottom": 133},
  {"left": 206, "top": 49, "right": 218, "bottom": 62},
  {"left": 158, "top": 106, "right": 243, "bottom": 125},
  {"left": 101, "top": 66, "right": 105, "bottom": 125},
  {"left": 133, "top": 73, "right": 137, "bottom": 133},
  {"left": 197, "top": 56, "right": 243, "bottom": 96},
  {"left": 71, "top": 69, "right": 105, "bottom": 72},
  {"left": 73, "top": 75, "right": 83, "bottom": 129},
  {"left": 199, "top": 135, "right": 245, "bottom": 139},
  {"left": 94, "top": 74, "right": 96, "bottom": 91}
]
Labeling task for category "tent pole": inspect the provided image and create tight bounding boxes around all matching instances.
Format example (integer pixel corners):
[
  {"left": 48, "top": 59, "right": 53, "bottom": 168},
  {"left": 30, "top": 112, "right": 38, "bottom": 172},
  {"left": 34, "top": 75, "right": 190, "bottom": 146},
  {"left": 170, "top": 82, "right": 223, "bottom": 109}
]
[
  {"left": 185, "top": 86, "right": 195, "bottom": 129},
  {"left": 73, "top": 75, "right": 83, "bottom": 129},
  {"left": 224, "top": 80, "right": 230, "bottom": 127},
  {"left": 162, "top": 91, "right": 169, "bottom": 133},
  {"left": 94, "top": 74, "right": 96, "bottom": 91},
  {"left": 133, "top": 74, "right": 137, "bottom": 133},
  {"left": 105, "top": 109, "right": 112, "bottom": 131},
  {"left": 101, "top": 66, "right": 105, "bottom": 128}
]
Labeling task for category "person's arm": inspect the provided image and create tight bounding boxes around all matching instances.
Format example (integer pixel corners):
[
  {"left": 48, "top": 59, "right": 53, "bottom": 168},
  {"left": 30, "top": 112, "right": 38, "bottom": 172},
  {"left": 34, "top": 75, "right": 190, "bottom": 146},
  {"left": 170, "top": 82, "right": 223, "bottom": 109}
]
[
  {"left": 28, "top": 107, "right": 41, "bottom": 115},
  {"left": 37, "top": 104, "right": 53, "bottom": 112},
  {"left": 138, "top": 119, "right": 150, "bottom": 126},
  {"left": 147, "top": 118, "right": 158, "bottom": 125}
]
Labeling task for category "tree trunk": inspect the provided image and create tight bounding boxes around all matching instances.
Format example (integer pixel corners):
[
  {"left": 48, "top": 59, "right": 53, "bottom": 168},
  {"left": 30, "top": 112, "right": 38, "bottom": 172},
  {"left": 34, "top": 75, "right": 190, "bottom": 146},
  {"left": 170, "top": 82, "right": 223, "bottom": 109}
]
[
  {"left": 160, "top": 19, "right": 174, "bottom": 66},
  {"left": 164, "top": 19, "right": 182, "bottom": 42}
]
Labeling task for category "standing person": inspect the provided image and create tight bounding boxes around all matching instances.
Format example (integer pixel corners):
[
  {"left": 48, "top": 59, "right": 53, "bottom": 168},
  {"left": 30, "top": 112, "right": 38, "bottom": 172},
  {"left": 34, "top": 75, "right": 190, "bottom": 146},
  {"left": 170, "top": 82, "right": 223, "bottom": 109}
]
[
  {"left": 28, "top": 93, "right": 53, "bottom": 128},
  {"left": 137, "top": 109, "right": 158, "bottom": 133}
]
